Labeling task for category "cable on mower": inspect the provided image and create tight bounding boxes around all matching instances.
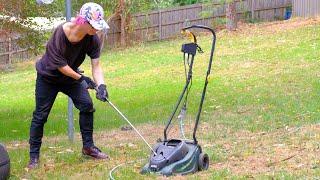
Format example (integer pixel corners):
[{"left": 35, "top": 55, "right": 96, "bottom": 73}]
[{"left": 109, "top": 159, "right": 146, "bottom": 180}]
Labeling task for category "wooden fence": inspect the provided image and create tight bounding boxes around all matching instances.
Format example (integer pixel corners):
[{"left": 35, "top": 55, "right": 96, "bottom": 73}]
[
  {"left": 0, "top": 37, "right": 32, "bottom": 67},
  {"left": 0, "top": 0, "right": 293, "bottom": 65},
  {"left": 293, "top": 0, "right": 320, "bottom": 17},
  {"left": 105, "top": 0, "right": 293, "bottom": 48}
]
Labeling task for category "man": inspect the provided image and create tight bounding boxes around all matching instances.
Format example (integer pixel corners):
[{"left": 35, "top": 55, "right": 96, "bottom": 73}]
[{"left": 28, "top": 2, "right": 109, "bottom": 169}]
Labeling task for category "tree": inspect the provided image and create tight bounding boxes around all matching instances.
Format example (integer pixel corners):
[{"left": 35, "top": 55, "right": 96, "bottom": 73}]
[
  {"left": 0, "top": 0, "right": 67, "bottom": 54},
  {"left": 119, "top": 0, "right": 127, "bottom": 46},
  {"left": 226, "top": 0, "right": 237, "bottom": 31},
  {"left": 200, "top": 0, "right": 238, "bottom": 31},
  {"left": 111, "top": 0, "right": 157, "bottom": 46}
]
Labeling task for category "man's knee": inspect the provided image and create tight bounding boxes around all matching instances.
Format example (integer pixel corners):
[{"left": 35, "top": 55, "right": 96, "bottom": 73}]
[
  {"left": 79, "top": 102, "right": 95, "bottom": 113},
  {"left": 32, "top": 111, "right": 49, "bottom": 124}
]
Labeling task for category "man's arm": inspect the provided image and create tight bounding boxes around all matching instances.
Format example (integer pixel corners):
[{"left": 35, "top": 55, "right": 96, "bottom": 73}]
[
  {"left": 91, "top": 58, "right": 105, "bottom": 86},
  {"left": 58, "top": 65, "right": 82, "bottom": 80}
]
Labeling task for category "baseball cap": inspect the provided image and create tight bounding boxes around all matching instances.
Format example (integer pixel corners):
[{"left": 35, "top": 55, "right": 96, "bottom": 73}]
[{"left": 79, "top": 2, "right": 109, "bottom": 31}]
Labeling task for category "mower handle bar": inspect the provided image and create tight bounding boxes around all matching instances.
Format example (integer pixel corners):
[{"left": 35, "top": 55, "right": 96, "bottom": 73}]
[{"left": 164, "top": 25, "right": 216, "bottom": 144}]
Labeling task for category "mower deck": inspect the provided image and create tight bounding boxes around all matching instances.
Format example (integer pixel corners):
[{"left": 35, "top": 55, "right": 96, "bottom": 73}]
[{"left": 141, "top": 140, "right": 202, "bottom": 176}]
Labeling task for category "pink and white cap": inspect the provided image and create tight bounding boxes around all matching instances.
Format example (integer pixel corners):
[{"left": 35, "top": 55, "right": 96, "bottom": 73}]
[{"left": 79, "top": 2, "right": 109, "bottom": 31}]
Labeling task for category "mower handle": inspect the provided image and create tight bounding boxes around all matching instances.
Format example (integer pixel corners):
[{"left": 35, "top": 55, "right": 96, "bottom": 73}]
[
  {"left": 182, "top": 25, "right": 216, "bottom": 37},
  {"left": 187, "top": 25, "right": 216, "bottom": 144},
  {"left": 164, "top": 25, "right": 217, "bottom": 144},
  {"left": 182, "top": 25, "right": 216, "bottom": 75}
]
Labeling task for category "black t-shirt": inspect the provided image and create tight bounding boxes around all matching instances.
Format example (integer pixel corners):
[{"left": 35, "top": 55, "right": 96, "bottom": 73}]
[{"left": 36, "top": 24, "right": 101, "bottom": 84}]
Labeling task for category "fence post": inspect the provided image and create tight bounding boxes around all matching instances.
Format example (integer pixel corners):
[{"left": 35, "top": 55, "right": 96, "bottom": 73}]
[
  {"left": 67, "top": 98, "right": 74, "bottom": 142},
  {"left": 66, "top": 0, "right": 74, "bottom": 143},
  {"left": 7, "top": 37, "right": 12, "bottom": 65},
  {"left": 201, "top": 4, "right": 204, "bottom": 25},
  {"left": 158, "top": 10, "right": 162, "bottom": 40},
  {"left": 251, "top": 0, "right": 255, "bottom": 20}
]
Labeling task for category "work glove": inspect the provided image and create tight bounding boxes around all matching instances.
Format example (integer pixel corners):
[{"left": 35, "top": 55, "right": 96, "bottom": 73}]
[
  {"left": 96, "top": 84, "right": 108, "bottom": 102},
  {"left": 78, "top": 75, "right": 96, "bottom": 89}
]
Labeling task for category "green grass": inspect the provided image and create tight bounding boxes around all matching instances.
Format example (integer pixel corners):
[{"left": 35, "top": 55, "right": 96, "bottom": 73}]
[
  {"left": 1, "top": 23, "right": 318, "bottom": 141},
  {"left": 1, "top": 19, "right": 320, "bottom": 178}
]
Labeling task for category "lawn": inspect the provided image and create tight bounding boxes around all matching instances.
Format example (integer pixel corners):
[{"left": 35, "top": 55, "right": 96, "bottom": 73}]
[{"left": 0, "top": 18, "right": 319, "bottom": 179}]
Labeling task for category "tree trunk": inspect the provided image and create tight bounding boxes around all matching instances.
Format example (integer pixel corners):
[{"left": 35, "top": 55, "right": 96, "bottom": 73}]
[
  {"left": 97, "top": 31, "right": 106, "bottom": 52},
  {"left": 226, "top": 0, "right": 237, "bottom": 31},
  {"left": 119, "top": 0, "right": 126, "bottom": 46}
]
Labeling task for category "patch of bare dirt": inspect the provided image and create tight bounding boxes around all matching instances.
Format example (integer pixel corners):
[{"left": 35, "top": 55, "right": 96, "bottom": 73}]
[
  {"left": 6, "top": 121, "right": 320, "bottom": 178},
  {"left": 210, "top": 124, "right": 320, "bottom": 176},
  {"left": 219, "top": 17, "right": 320, "bottom": 37},
  {"left": 91, "top": 121, "right": 320, "bottom": 177}
]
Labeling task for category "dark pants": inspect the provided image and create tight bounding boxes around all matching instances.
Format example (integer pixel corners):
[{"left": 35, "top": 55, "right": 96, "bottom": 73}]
[{"left": 29, "top": 74, "right": 95, "bottom": 158}]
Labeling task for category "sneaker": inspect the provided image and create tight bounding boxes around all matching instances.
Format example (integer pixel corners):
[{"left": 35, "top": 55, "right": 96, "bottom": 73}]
[
  {"left": 82, "top": 146, "right": 108, "bottom": 159},
  {"left": 27, "top": 157, "right": 39, "bottom": 169}
]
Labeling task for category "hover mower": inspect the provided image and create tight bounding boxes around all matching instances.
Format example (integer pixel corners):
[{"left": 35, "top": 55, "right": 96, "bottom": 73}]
[{"left": 141, "top": 25, "right": 216, "bottom": 176}]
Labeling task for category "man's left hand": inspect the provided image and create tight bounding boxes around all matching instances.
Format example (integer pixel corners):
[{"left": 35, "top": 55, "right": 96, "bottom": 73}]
[{"left": 78, "top": 75, "right": 96, "bottom": 89}]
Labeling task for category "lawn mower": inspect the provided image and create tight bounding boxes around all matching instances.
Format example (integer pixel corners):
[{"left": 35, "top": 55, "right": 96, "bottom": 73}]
[
  {"left": 140, "top": 25, "right": 217, "bottom": 176},
  {"left": 87, "top": 25, "right": 216, "bottom": 178}
]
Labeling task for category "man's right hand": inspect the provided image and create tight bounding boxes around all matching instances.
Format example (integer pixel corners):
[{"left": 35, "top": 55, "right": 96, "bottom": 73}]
[{"left": 78, "top": 75, "right": 96, "bottom": 89}]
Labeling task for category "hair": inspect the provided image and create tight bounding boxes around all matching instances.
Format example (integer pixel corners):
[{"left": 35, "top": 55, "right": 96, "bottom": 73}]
[{"left": 73, "top": 15, "right": 87, "bottom": 25}]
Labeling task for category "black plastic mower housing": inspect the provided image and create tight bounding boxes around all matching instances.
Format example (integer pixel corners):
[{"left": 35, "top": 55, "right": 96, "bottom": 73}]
[
  {"left": 141, "top": 139, "right": 202, "bottom": 176},
  {"left": 149, "top": 139, "right": 189, "bottom": 171}
]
